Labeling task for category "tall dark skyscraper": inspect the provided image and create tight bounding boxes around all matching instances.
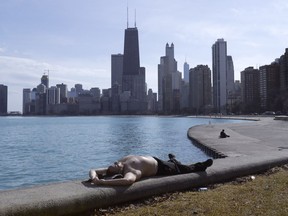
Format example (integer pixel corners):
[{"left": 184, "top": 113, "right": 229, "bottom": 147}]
[
  {"left": 109, "top": 11, "right": 147, "bottom": 113},
  {"left": 0, "top": 84, "right": 8, "bottom": 114},
  {"left": 122, "top": 26, "right": 146, "bottom": 102},
  {"left": 123, "top": 28, "right": 140, "bottom": 76}
]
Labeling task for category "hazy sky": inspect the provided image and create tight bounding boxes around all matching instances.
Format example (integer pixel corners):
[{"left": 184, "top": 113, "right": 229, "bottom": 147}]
[{"left": 1, "top": 0, "right": 288, "bottom": 112}]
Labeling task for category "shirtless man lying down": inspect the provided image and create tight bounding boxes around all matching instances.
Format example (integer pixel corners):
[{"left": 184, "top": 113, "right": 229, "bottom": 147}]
[{"left": 89, "top": 154, "right": 213, "bottom": 186}]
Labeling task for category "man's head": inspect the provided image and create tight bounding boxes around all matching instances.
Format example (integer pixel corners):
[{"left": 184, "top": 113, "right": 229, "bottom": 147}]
[{"left": 106, "top": 161, "right": 124, "bottom": 176}]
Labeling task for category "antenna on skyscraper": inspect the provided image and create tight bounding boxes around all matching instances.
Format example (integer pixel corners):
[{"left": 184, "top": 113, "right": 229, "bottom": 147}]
[
  {"left": 134, "top": 9, "right": 137, "bottom": 27},
  {"left": 127, "top": 2, "right": 129, "bottom": 28}
]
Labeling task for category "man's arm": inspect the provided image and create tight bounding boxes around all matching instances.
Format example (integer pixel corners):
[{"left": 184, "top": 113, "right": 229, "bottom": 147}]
[
  {"left": 92, "top": 172, "right": 137, "bottom": 186},
  {"left": 89, "top": 168, "right": 108, "bottom": 180},
  {"left": 94, "top": 168, "right": 108, "bottom": 175}
]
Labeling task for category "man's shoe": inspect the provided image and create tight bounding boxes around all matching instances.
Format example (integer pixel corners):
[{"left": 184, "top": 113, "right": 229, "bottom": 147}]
[
  {"left": 168, "top": 153, "right": 176, "bottom": 160},
  {"left": 203, "top": 159, "right": 213, "bottom": 168}
]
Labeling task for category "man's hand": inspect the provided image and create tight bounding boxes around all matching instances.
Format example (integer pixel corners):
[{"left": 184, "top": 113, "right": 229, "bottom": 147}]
[
  {"left": 89, "top": 170, "right": 103, "bottom": 185},
  {"left": 89, "top": 169, "right": 100, "bottom": 183},
  {"left": 91, "top": 175, "right": 101, "bottom": 184}
]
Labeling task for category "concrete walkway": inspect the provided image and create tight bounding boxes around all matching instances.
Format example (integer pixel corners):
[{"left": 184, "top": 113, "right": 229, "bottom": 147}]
[{"left": 1, "top": 117, "right": 288, "bottom": 216}]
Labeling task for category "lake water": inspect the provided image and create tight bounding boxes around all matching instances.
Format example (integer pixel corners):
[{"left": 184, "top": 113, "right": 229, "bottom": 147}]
[{"left": 0, "top": 116, "right": 243, "bottom": 190}]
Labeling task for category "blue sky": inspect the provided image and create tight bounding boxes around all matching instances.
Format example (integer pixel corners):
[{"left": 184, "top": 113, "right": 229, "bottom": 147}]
[{"left": 1, "top": 0, "right": 288, "bottom": 111}]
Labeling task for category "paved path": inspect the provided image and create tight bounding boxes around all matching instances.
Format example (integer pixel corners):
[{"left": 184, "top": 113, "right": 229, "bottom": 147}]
[
  {"left": 188, "top": 117, "right": 288, "bottom": 158},
  {"left": 1, "top": 117, "right": 287, "bottom": 216}
]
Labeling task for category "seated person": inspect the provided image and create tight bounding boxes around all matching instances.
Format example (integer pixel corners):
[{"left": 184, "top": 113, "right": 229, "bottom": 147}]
[
  {"left": 220, "top": 129, "right": 230, "bottom": 138},
  {"left": 89, "top": 154, "right": 213, "bottom": 186}
]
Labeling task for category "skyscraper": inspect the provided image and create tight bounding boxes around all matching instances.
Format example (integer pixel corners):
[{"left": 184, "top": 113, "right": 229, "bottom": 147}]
[
  {"left": 0, "top": 84, "right": 8, "bottom": 114},
  {"left": 75, "top": 84, "right": 83, "bottom": 95},
  {"left": 23, "top": 88, "right": 37, "bottom": 115},
  {"left": 212, "top": 38, "right": 228, "bottom": 113},
  {"left": 122, "top": 27, "right": 146, "bottom": 101},
  {"left": 48, "top": 86, "right": 60, "bottom": 105},
  {"left": 158, "top": 43, "right": 179, "bottom": 113},
  {"left": 279, "top": 49, "right": 288, "bottom": 113},
  {"left": 241, "top": 67, "right": 260, "bottom": 113},
  {"left": 23, "top": 88, "right": 31, "bottom": 115},
  {"left": 111, "top": 54, "right": 124, "bottom": 92},
  {"left": 35, "top": 83, "right": 47, "bottom": 115},
  {"left": 189, "top": 65, "right": 212, "bottom": 114},
  {"left": 259, "top": 63, "right": 280, "bottom": 111},
  {"left": 56, "top": 83, "right": 68, "bottom": 104},
  {"left": 183, "top": 61, "right": 190, "bottom": 83},
  {"left": 279, "top": 48, "right": 288, "bottom": 91},
  {"left": 123, "top": 28, "right": 140, "bottom": 76},
  {"left": 227, "top": 55, "right": 235, "bottom": 94}
]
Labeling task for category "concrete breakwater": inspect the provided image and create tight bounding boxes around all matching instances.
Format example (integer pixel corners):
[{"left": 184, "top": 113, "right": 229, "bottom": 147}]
[{"left": 187, "top": 130, "right": 227, "bottom": 159}]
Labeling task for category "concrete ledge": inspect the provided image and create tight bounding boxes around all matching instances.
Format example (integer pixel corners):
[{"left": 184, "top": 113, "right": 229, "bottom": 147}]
[{"left": 187, "top": 132, "right": 228, "bottom": 159}]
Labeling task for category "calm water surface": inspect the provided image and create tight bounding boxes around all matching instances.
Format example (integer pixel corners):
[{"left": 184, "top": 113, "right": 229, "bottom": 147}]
[{"left": 0, "top": 116, "right": 243, "bottom": 190}]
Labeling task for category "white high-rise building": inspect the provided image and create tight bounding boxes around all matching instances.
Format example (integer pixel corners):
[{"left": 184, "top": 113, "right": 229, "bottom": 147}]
[
  {"left": 183, "top": 61, "right": 190, "bottom": 83},
  {"left": 212, "top": 38, "right": 228, "bottom": 113}
]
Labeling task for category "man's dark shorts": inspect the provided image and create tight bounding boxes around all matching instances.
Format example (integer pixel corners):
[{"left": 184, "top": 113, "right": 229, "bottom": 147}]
[
  {"left": 153, "top": 157, "right": 179, "bottom": 175},
  {"left": 153, "top": 157, "right": 213, "bottom": 176}
]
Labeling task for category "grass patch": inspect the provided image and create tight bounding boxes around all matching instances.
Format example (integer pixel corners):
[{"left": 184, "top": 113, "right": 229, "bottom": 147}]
[{"left": 90, "top": 165, "right": 288, "bottom": 216}]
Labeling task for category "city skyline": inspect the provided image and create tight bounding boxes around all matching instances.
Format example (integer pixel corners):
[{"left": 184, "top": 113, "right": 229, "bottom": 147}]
[{"left": 1, "top": 0, "right": 288, "bottom": 111}]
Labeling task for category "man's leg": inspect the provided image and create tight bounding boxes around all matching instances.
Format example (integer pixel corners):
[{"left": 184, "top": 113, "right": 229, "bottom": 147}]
[
  {"left": 154, "top": 157, "right": 179, "bottom": 175},
  {"left": 168, "top": 153, "right": 182, "bottom": 164},
  {"left": 177, "top": 159, "right": 213, "bottom": 173}
]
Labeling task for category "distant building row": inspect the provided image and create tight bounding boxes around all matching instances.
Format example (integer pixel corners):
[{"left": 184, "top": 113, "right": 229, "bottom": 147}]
[
  {"left": 21, "top": 41, "right": 288, "bottom": 116},
  {"left": 241, "top": 48, "right": 288, "bottom": 114},
  {"left": 22, "top": 77, "right": 156, "bottom": 115}
]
